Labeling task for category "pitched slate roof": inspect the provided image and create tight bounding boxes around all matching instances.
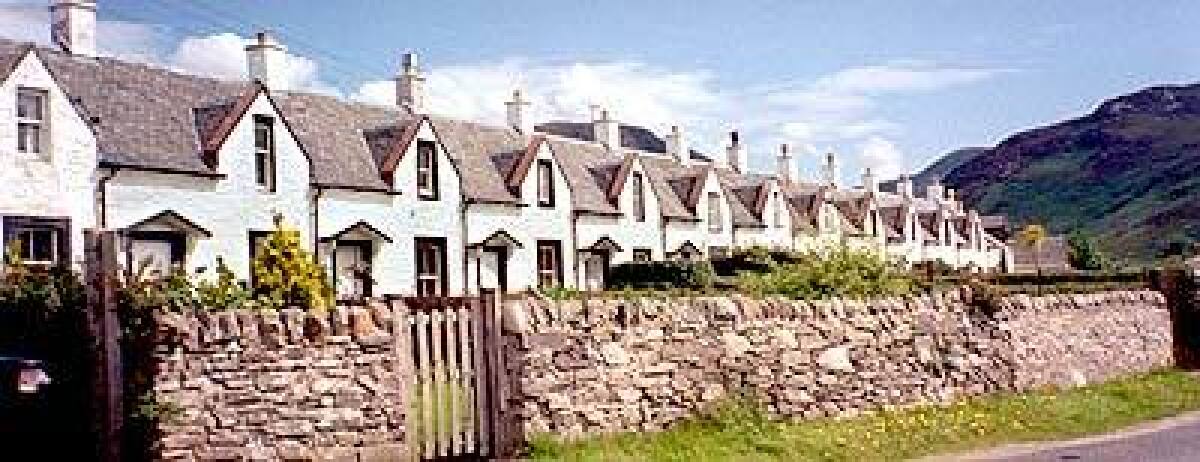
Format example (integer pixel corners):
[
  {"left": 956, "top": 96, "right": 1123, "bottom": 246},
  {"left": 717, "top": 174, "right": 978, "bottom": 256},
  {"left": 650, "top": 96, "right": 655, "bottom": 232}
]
[
  {"left": 0, "top": 38, "right": 410, "bottom": 189},
  {"left": 829, "top": 189, "right": 872, "bottom": 233},
  {"left": 779, "top": 181, "right": 825, "bottom": 231},
  {"left": 638, "top": 155, "right": 703, "bottom": 220},
  {"left": 544, "top": 138, "right": 625, "bottom": 215},
  {"left": 713, "top": 168, "right": 767, "bottom": 228},
  {"left": 879, "top": 205, "right": 906, "bottom": 238},
  {"left": 426, "top": 116, "right": 527, "bottom": 204},
  {"left": 536, "top": 121, "right": 667, "bottom": 152}
]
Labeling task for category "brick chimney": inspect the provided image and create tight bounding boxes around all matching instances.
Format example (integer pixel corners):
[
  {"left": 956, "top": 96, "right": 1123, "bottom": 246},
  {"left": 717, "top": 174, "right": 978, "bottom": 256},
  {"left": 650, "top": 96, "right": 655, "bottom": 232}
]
[
  {"left": 593, "top": 109, "right": 620, "bottom": 151},
  {"left": 776, "top": 143, "right": 794, "bottom": 182},
  {"left": 245, "top": 31, "right": 287, "bottom": 89},
  {"left": 666, "top": 125, "right": 689, "bottom": 163},
  {"left": 505, "top": 89, "right": 531, "bottom": 133},
  {"left": 396, "top": 52, "right": 426, "bottom": 113},
  {"left": 50, "top": 0, "right": 96, "bottom": 57},
  {"left": 726, "top": 131, "right": 748, "bottom": 172}
]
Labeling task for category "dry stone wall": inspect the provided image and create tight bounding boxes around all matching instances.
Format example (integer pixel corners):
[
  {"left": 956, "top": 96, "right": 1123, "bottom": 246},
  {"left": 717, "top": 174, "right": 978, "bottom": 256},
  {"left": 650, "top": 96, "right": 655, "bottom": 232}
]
[
  {"left": 146, "top": 303, "right": 406, "bottom": 461},
  {"left": 502, "top": 288, "right": 1172, "bottom": 438}
]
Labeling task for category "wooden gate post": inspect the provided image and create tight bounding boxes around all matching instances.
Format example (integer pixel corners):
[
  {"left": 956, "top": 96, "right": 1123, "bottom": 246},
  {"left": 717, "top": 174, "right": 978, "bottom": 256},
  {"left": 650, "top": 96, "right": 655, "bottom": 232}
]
[
  {"left": 84, "top": 230, "right": 122, "bottom": 462},
  {"left": 1153, "top": 268, "right": 1200, "bottom": 370}
]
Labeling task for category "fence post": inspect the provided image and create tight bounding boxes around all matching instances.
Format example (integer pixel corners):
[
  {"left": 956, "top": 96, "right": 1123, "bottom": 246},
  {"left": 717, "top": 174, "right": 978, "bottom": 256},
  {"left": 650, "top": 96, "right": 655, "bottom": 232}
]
[{"left": 85, "top": 230, "right": 121, "bottom": 462}]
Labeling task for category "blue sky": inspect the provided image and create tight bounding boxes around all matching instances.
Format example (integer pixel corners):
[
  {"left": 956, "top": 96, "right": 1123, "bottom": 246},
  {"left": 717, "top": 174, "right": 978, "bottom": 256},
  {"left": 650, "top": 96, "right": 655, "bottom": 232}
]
[{"left": 4, "top": 0, "right": 1199, "bottom": 182}]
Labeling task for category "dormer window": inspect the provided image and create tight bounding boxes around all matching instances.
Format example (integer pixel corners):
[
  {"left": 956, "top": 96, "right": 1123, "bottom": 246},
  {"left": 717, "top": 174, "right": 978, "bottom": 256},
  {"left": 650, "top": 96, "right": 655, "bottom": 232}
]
[
  {"left": 416, "top": 140, "right": 438, "bottom": 200},
  {"left": 253, "top": 115, "right": 275, "bottom": 191},
  {"left": 17, "top": 88, "right": 47, "bottom": 155},
  {"left": 707, "top": 192, "right": 722, "bottom": 233},
  {"left": 537, "top": 158, "right": 554, "bottom": 207},
  {"left": 632, "top": 172, "right": 646, "bottom": 222}
]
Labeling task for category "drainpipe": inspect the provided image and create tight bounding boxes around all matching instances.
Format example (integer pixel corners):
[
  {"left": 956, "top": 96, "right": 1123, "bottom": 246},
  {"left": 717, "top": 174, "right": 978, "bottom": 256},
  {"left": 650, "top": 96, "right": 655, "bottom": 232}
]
[
  {"left": 659, "top": 217, "right": 668, "bottom": 260},
  {"left": 460, "top": 200, "right": 470, "bottom": 296},
  {"left": 311, "top": 186, "right": 324, "bottom": 254},
  {"left": 569, "top": 211, "right": 580, "bottom": 289},
  {"left": 96, "top": 167, "right": 118, "bottom": 229}
]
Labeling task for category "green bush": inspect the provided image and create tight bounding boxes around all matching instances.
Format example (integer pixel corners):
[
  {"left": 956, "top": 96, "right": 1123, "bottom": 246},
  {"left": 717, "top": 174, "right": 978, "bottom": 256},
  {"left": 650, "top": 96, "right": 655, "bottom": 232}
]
[
  {"left": 735, "top": 245, "right": 915, "bottom": 300},
  {"left": 250, "top": 216, "right": 334, "bottom": 310},
  {"left": 608, "top": 260, "right": 715, "bottom": 290}
]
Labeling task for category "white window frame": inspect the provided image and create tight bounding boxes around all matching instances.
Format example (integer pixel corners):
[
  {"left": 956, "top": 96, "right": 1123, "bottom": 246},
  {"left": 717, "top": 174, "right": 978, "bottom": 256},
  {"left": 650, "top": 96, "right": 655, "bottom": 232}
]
[
  {"left": 416, "top": 140, "right": 438, "bottom": 200},
  {"left": 632, "top": 172, "right": 646, "bottom": 222},
  {"left": 536, "top": 158, "right": 554, "bottom": 207},
  {"left": 253, "top": 115, "right": 276, "bottom": 191},
  {"left": 707, "top": 192, "right": 722, "bottom": 233},
  {"left": 16, "top": 87, "right": 48, "bottom": 155}
]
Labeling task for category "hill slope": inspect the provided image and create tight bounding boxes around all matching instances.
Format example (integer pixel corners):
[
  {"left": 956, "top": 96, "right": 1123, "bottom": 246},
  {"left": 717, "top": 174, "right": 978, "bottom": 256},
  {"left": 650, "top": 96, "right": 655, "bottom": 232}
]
[{"left": 942, "top": 83, "right": 1200, "bottom": 262}]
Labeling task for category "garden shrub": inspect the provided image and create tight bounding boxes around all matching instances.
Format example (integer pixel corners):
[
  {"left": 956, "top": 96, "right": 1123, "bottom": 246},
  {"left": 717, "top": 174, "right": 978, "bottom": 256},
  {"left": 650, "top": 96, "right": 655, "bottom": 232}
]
[
  {"left": 608, "top": 260, "right": 716, "bottom": 290},
  {"left": 250, "top": 216, "right": 333, "bottom": 310},
  {"left": 735, "top": 245, "right": 915, "bottom": 299}
]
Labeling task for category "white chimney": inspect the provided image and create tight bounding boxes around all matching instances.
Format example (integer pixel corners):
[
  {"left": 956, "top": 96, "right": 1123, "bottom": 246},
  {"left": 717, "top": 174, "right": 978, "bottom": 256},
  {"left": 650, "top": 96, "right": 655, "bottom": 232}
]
[
  {"left": 245, "top": 31, "right": 288, "bottom": 89},
  {"left": 726, "top": 131, "right": 748, "bottom": 172},
  {"left": 822, "top": 152, "right": 838, "bottom": 187},
  {"left": 776, "top": 143, "right": 794, "bottom": 182},
  {"left": 666, "top": 125, "right": 689, "bottom": 163},
  {"left": 862, "top": 167, "right": 878, "bottom": 193},
  {"left": 593, "top": 109, "right": 620, "bottom": 151},
  {"left": 926, "top": 182, "right": 944, "bottom": 202},
  {"left": 588, "top": 104, "right": 603, "bottom": 122},
  {"left": 50, "top": 0, "right": 97, "bottom": 57},
  {"left": 898, "top": 174, "right": 914, "bottom": 198},
  {"left": 396, "top": 52, "right": 426, "bottom": 113},
  {"left": 505, "top": 89, "right": 531, "bottom": 133}
]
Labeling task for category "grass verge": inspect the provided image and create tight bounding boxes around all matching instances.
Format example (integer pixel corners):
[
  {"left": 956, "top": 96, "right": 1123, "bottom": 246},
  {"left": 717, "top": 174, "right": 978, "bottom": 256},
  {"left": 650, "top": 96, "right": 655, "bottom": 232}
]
[{"left": 527, "top": 370, "right": 1200, "bottom": 462}]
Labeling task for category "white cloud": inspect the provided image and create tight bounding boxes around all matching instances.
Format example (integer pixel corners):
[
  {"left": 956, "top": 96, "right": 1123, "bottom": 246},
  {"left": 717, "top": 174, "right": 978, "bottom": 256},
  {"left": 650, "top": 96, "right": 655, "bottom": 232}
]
[
  {"left": 0, "top": 0, "right": 164, "bottom": 61},
  {"left": 858, "top": 136, "right": 906, "bottom": 180},
  {"left": 811, "top": 61, "right": 1008, "bottom": 95},
  {"left": 167, "top": 33, "right": 337, "bottom": 95}
]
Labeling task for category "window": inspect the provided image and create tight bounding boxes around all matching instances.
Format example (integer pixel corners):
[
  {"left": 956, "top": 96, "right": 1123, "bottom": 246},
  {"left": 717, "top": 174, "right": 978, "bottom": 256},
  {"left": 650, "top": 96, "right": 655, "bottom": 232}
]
[
  {"left": 707, "top": 192, "right": 722, "bottom": 233},
  {"left": 17, "top": 88, "right": 47, "bottom": 155},
  {"left": 3, "top": 216, "right": 69, "bottom": 267},
  {"left": 632, "top": 248, "right": 652, "bottom": 263},
  {"left": 334, "top": 241, "right": 373, "bottom": 300},
  {"left": 772, "top": 192, "right": 782, "bottom": 228},
  {"left": 127, "top": 231, "right": 185, "bottom": 277},
  {"left": 416, "top": 140, "right": 439, "bottom": 200},
  {"left": 632, "top": 172, "right": 646, "bottom": 222},
  {"left": 415, "top": 237, "right": 446, "bottom": 296},
  {"left": 536, "top": 240, "right": 562, "bottom": 288},
  {"left": 253, "top": 115, "right": 275, "bottom": 191},
  {"left": 537, "top": 158, "right": 555, "bottom": 207}
]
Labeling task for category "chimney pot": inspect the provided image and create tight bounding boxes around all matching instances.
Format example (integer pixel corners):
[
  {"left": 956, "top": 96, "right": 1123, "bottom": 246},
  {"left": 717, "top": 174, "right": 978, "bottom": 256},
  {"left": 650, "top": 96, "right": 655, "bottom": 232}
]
[
  {"left": 593, "top": 108, "right": 620, "bottom": 151},
  {"left": 505, "top": 88, "right": 532, "bottom": 133},
  {"left": 777, "top": 143, "right": 794, "bottom": 182},
  {"left": 822, "top": 152, "right": 838, "bottom": 187}
]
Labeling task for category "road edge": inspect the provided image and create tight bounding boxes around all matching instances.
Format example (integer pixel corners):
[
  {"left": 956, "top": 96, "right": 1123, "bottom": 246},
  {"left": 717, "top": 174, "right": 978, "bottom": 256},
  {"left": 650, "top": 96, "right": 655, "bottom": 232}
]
[{"left": 916, "top": 409, "right": 1200, "bottom": 461}]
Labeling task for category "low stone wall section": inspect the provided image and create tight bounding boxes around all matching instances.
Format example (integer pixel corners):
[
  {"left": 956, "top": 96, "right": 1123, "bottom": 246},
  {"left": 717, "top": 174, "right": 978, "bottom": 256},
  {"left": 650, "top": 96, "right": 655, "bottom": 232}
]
[
  {"left": 502, "top": 289, "right": 1172, "bottom": 438},
  {"left": 148, "top": 303, "right": 406, "bottom": 461}
]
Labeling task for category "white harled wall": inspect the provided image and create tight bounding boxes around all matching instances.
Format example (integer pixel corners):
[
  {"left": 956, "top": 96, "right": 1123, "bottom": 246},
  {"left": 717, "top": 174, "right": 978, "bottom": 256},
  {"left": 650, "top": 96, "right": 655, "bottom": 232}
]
[
  {"left": 106, "top": 93, "right": 312, "bottom": 280},
  {"left": 0, "top": 52, "right": 97, "bottom": 266}
]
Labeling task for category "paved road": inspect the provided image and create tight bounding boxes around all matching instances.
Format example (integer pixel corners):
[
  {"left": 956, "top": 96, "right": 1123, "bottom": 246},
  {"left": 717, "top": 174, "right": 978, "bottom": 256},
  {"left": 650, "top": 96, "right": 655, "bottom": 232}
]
[{"left": 947, "top": 413, "right": 1200, "bottom": 462}]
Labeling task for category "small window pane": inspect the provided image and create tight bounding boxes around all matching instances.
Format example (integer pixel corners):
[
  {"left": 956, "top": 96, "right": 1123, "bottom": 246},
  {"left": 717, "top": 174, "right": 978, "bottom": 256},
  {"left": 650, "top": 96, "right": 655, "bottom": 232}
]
[
  {"left": 17, "top": 89, "right": 44, "bottom": 120},
  {"left": 18, "top": 229, "right": 55, "bottom": 263}
]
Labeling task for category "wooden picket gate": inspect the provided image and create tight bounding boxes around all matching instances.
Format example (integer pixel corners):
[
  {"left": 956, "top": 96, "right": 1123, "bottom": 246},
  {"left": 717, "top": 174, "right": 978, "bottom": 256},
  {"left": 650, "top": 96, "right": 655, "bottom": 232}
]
[{"left": 400, "top": 291, "right": 510, "bottom": 461}]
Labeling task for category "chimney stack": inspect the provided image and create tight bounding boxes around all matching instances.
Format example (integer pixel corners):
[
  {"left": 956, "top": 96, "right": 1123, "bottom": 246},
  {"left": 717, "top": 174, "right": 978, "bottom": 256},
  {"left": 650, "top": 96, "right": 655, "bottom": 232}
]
[
  {"left": 666, "top": 125, "right": 689, "bottom": 163},
  {"left": 926, "top": 182, "right": 945, "bottom": 202},
  {"left": 593, "top": 109, "right": 620, "bottom": 151},
  {"left": 50, "top": 1, "right": 97, "bottom": 57},
  {"left": 862, "top": 167, "right": 878, "bottom": 193},
  {"left": 396, "top": 52, "right": 426, "bottom": 113},
  {"left": 245, "top": 31, "right": 287, "bottom": 89},
  {"left": 726, "top": 131, "right": 748, "bottom": 172},
  {"left": 822, "top": 152, "right": 838, "bottom": 187},
  {"left": 505, "top": 89, "right": 531, "bottom": 133},
  {"left": 898, "top": 174, "right": 914, "bottom": 198},
  {"left": 776, "top": 143, "right": 794, "bottom": 182}
]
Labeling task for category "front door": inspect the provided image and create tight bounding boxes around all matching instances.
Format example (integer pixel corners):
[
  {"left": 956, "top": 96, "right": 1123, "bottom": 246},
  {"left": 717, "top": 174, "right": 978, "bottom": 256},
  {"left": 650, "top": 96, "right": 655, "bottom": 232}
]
[
  {"left": 477, "top": 247, "right": 508, "bottom": 294},
  {"left": 334, "top": 241, "right": 371, "bottom": 299},
  {"left": 583, "top": 252, "right": 609, "bottom": 291}
]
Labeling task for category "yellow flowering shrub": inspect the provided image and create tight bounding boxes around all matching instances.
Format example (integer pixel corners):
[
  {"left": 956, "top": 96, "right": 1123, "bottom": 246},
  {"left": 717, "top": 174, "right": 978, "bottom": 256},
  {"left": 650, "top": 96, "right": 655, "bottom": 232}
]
[{"left": 250, "top": 216, "right": 333, "bottom": 310}]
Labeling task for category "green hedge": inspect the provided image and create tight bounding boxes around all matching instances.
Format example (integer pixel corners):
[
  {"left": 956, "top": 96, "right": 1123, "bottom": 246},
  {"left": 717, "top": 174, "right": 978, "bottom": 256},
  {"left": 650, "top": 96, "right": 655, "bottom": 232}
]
[{"left": 607, "top": 261, "right": 716, "bottom": 290}]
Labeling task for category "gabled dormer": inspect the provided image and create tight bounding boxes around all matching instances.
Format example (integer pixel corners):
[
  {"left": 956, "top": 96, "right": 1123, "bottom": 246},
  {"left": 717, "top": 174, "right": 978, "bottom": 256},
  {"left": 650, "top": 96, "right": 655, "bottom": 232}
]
[
  {"left": 195, "top": 83, "right": 310, "bottom": 195},
  {"left": 506, "top": 136, "right": 569, "bottom": 209},
  {"left": 370, "top": 116, "right": 461, "bottom": 200}
]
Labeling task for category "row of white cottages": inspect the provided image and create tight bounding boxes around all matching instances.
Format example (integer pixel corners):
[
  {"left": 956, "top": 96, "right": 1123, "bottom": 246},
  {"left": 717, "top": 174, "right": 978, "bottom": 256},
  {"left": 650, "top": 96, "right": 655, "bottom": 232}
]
[{"left": 0, "top": 12, "right": 1008, "bottom": 299}]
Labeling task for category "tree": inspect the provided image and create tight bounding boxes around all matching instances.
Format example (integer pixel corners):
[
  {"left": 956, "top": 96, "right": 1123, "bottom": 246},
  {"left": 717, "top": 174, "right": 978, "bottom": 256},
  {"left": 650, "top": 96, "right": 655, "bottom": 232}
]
[
  {"left": 1017, "top": 223, "right": 1048, "bottom": 294},
  {"left": 251, "top": 216, "right": 333, "bottom": 310},
  {"left": 1067, "top": 230, "right": 1107, "bottom": 271}
]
